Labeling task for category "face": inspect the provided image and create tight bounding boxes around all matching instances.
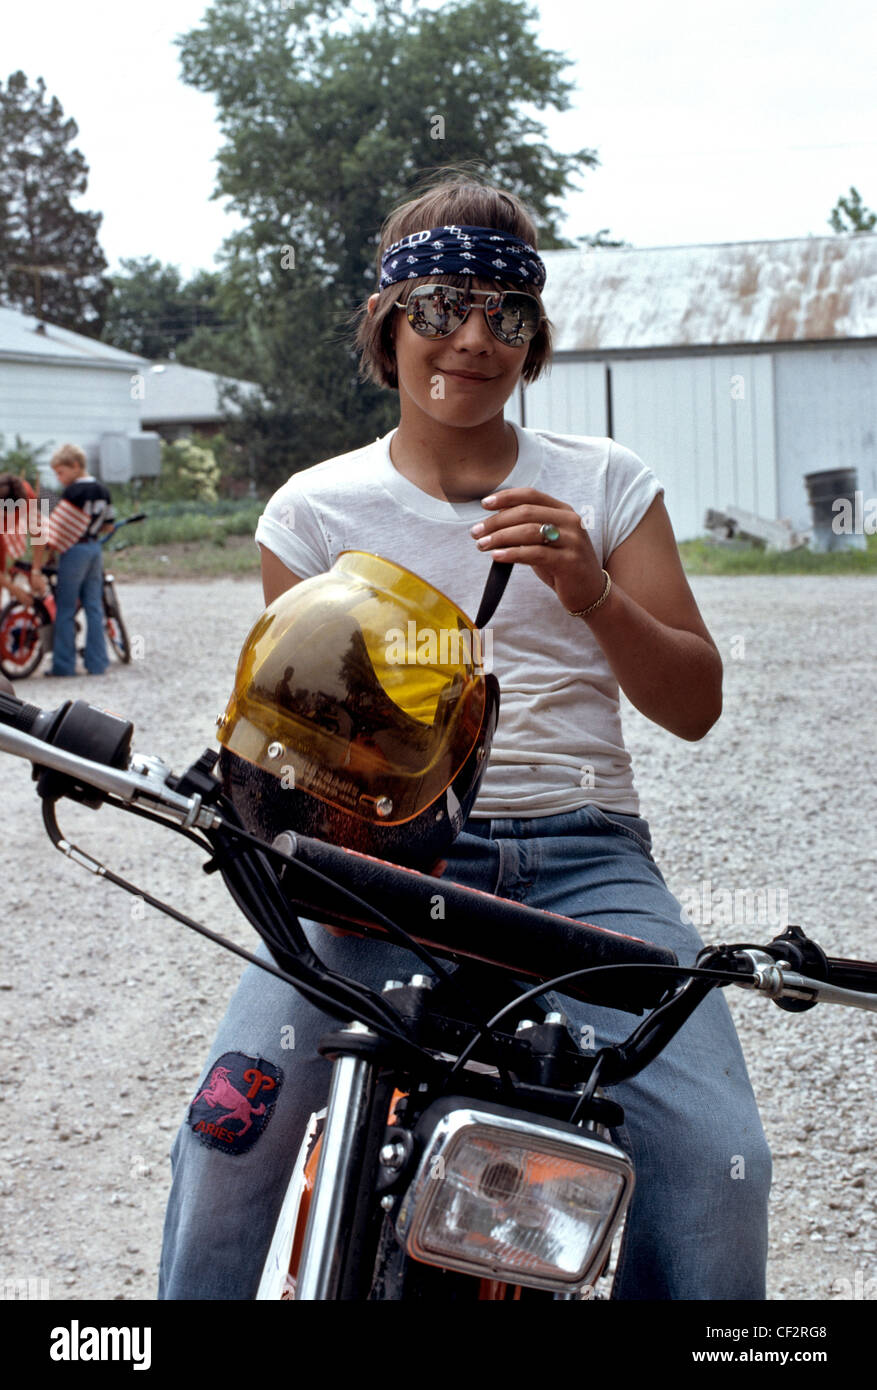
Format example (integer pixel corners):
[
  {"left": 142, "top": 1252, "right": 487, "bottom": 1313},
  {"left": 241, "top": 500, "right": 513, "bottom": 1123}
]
[
  {"left": 381, "top": 279, "right": 531, "bottom": 431},
  {"left": 52, "top": 459, "right": 83, "bottom": 487}
]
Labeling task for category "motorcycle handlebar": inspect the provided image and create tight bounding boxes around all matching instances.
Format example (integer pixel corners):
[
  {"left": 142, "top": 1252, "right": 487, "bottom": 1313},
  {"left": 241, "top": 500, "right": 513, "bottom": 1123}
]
[
  {"left": 2, "top": 692, "right": 877, "bottom": 1013},
  {"left": 825, "top": 956, "right": 877, "bottom": 992}
]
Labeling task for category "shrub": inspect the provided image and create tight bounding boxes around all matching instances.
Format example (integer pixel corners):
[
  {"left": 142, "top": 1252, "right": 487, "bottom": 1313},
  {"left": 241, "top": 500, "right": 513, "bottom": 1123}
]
[
  {"left": 0, "top": 434, "right": 50, "bottom": 486},
  {"left": 158, "top": 438, "right": 221, "bottom": 502}
]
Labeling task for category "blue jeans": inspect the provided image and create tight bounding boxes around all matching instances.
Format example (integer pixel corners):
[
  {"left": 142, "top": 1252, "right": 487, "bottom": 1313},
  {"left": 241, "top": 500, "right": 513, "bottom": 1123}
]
[
  {"left": 52, "top": 540, "right": 107, "bottom": 676},
  {"left": 158, "top": 807, "right": 771, "bottom": 1300}
]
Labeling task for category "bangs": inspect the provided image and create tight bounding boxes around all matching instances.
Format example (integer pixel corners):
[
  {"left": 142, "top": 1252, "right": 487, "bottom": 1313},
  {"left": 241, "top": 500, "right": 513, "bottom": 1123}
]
[{"left": 354, "top": 171, "right": 553, "bottom": 388}]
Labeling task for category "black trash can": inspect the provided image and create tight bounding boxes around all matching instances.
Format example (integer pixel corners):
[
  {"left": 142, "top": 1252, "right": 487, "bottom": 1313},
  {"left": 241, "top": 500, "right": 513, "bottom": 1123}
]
[{"left": 804, "top": 468, "right": 867, "bottom": 552}]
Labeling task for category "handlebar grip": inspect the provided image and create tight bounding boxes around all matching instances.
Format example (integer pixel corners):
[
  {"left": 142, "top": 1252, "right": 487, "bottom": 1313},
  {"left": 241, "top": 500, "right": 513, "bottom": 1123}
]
[
  {"left": 0, "top": 691, "right": 45, "bottom": 735},
  {"left": 0, "top": 692, "right": 133, "bottom": 775},
  {"left": 826, "top": 956, "right": 877, "bottom": 993}
]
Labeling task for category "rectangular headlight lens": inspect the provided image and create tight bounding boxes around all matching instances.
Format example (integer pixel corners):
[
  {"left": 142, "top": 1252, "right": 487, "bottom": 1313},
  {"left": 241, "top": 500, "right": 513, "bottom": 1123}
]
[{"left": 395, "top": 1105, "right": 633, "bottom": 1291}]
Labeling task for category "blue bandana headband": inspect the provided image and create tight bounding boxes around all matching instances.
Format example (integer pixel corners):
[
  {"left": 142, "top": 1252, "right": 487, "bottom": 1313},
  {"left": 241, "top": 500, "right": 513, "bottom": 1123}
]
[{"left": 379, "top": 224, "right": 546, "bottom": 292}]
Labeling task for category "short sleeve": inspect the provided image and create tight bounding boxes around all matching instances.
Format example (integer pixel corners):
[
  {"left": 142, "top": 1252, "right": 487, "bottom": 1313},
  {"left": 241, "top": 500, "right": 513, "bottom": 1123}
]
[
  {"left": 603, "top": 441, "right": 665, "bottom": 557},
  {"left": 254, "top": 478, "right": 330, "bottom": 579}
]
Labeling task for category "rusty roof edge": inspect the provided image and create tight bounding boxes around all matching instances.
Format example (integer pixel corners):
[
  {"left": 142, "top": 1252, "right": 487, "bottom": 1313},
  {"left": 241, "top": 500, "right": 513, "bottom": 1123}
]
[{"left": 542, "top": 235, "right": 877, "bottom": 349}]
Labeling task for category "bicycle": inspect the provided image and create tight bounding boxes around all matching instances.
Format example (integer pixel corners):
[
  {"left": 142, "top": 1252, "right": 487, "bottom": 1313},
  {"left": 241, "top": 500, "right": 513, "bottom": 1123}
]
[{"left": 0, "top": 513, "right": 146, "bottom": 679}]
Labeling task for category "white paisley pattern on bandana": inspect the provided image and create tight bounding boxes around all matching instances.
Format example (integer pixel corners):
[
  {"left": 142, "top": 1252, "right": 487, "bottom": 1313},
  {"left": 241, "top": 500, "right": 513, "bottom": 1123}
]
[{"left": 379, "top": 224, "right": 546, "bottom": 291}]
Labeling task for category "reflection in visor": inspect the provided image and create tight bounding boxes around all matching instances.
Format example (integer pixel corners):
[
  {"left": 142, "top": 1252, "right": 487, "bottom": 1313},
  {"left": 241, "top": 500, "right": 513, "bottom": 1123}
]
[{"left": 217, "top": 552, "right": 488, "bottom": 824}]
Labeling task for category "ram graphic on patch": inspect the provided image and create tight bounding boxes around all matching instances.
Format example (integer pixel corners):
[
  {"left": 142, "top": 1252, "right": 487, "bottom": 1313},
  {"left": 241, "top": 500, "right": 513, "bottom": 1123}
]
[{"left": 187, "top": 1052, "right": 282, "bottom": 1155}]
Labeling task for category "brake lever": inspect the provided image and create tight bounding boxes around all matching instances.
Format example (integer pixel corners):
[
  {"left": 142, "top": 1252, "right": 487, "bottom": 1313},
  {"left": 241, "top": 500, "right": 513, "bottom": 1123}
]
[
  {"left": 735, "top": 949, "right": 877, "bottom": 1012},
  {"left": 0, "top": 721, "right": 220, "bottom": 831}
]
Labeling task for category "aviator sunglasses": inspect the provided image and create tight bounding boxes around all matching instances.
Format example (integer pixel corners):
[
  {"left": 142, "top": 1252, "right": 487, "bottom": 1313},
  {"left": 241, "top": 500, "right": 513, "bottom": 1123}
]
[{"left": 396, "top": 283, "right": 542, "bottom": 347}]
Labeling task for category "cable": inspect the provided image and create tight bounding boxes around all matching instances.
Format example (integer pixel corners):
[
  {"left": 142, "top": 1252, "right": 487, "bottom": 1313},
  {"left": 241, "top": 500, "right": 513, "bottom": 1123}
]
[
  {"left": 41, "top": 798, "right": 431, "bottom": 1059},
  {"left": 211, "top": 817, "right": 480, "bottom": 1002},
  {"left": 446, "top": 960, "right": 752, "bottom": 1080}
]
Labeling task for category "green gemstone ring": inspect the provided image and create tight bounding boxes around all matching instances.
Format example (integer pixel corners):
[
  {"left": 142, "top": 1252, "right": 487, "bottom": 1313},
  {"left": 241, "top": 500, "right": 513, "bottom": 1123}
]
[{"left": 539, "top": 523, "right": 561, "bottom": 545}]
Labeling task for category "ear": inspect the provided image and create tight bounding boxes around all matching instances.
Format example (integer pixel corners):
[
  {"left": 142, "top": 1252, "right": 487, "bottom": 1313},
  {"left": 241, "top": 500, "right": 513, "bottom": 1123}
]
[{"left": 367, "top": 293, "right": 380, "bottom": 317}]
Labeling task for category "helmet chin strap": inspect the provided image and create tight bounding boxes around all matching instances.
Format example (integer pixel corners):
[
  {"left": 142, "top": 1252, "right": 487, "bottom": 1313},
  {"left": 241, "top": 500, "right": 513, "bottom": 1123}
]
[{"left": 474, "top": 559, "right": 513, "bottom": 630}]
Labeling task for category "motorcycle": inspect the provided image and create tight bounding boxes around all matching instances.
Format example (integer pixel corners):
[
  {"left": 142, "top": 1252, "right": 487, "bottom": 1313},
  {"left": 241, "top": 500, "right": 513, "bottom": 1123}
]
[{"left": 2, "top": 688, "right": 876, "bottom": 1301}]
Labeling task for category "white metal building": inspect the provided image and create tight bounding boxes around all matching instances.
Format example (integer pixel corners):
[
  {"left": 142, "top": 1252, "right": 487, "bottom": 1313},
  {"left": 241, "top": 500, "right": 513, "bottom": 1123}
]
[
  {"left": 0, "top": 305, "right": 147, "bottom": 476},
  {"left": 508, "top": 234, "right": 877, "bottom": 540}
]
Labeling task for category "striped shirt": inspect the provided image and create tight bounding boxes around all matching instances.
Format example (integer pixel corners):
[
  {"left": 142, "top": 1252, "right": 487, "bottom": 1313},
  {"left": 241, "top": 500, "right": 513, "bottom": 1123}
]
[
  {"left": 48, "top": 476, "right": 115, "bottom": 553},
  {"left": 0, "top": 480, "right": 36, "bottom": 571}
]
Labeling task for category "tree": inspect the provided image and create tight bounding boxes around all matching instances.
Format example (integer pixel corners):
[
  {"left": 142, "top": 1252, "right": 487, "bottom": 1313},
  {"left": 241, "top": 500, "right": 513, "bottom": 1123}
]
[
  {"left": 577, "top": 231, "right": 628, "bottom": 249},
  {"left": 0, "top": 70, "right": 109, "bottom": 335},
  {"left": 176, "top": 0, "right": 598, "bottom": 487},
  {"left": 103, "top": 256, "right": 228, "bottom": 361},
  {"left": 829, "top": 186, "right": 876, "bottom": 234}
]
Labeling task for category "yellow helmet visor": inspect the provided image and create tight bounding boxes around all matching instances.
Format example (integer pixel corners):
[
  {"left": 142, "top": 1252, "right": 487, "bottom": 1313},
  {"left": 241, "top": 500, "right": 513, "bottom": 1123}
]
[{"left": 217, "top": 552, "right": 489, "bottom": 825}]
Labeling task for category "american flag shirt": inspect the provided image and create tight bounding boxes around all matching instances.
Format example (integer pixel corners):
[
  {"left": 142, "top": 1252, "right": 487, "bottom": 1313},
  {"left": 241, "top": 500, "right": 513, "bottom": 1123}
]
[
  {"left": 47, "top": 476, "right": 115, "bottom": 553},
  {"left": 0, "top": 479, "right": 36, "bottom": 571}
]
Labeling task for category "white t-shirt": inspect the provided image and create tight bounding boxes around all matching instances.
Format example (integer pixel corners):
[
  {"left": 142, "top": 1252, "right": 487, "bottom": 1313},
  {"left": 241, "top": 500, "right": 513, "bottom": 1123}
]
[{"left": 255, "top": 423, "right": 664, "bottom": 817}]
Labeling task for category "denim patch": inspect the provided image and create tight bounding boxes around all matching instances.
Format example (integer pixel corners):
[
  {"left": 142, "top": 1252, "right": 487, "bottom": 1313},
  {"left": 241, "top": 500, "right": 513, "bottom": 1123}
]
[{"left": 187, "top": 1052, "right": 282, "bottom": 1155}]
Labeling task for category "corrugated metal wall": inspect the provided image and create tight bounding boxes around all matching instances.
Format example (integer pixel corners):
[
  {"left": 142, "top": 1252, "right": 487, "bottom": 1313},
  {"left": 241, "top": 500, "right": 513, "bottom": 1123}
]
[
  {"left": 520, "top": 362, "right": 607, "bottom": 436},
  {"left": 774, "top": 347, "right": 877, "bottom": 532},
  {"left": 0, "top": 362, "right": 141, "bottom": 467},
  {"left": 522, "top": 353, "right": 776, "bottom": 541},
  {"left": 610, "top": 354, "right": 776, "bottom": 540}
]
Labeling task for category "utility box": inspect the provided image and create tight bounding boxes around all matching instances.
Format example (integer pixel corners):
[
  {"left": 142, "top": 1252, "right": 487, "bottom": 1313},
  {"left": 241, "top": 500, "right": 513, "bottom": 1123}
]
[{"left": 98, "top": 432, "right": 161, "bottom": 483}]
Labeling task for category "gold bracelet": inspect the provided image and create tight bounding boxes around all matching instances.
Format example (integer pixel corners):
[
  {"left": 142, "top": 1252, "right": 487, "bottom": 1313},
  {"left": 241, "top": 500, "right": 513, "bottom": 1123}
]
[{"left": 567, "top": 570, "right": 611, "bottom": 619}]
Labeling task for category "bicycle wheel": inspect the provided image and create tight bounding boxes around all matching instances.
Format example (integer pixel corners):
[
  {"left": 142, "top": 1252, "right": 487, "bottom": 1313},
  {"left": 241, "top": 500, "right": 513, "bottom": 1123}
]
[
  {"left": 0, "top": 601, "right": 46, "bottom": 679},
  {"left": 103, "top": 581, "right": 131, "bottom": 663}
]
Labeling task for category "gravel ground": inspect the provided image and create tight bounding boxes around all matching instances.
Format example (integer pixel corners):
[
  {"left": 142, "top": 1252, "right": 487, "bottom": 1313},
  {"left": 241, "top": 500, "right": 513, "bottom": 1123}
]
[{"left": 1, "top": 573, "right": 875, "bottom": 1302}]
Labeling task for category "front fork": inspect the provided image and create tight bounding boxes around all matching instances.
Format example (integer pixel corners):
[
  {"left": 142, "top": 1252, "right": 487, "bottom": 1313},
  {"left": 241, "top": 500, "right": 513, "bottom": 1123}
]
[{"left": 295, "top": 1023, "right": 391, "bottom": 1301}]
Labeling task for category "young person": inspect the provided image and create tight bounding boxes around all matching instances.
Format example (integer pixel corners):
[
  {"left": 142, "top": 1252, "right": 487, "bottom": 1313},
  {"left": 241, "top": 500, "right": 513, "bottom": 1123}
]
[
  {"left": 0, "top": 473, "right": 42, "bottom": 607},
  {"left": 39, "top": 444, "right": 115, "bottom": 677},
  {"left": 160, "top": 175, "right": 771, "bottom": 1300}
]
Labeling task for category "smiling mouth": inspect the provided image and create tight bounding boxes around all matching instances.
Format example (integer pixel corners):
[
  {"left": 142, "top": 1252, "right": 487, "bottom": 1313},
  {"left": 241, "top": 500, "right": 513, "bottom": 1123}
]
[{"left": 441, "top": 370, "right": 495, "bottom": 381}]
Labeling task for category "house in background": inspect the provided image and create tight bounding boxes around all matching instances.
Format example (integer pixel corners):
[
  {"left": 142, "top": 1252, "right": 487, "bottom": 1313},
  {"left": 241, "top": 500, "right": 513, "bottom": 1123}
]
[
  {"left": 506, "top": 233, "right": 877, "bottom": 540},
  {"left": 0, "top": 304, "right": 149, "bottom": 481},
  {"left": 136, "top": 362, "right": 261, "bottom": 442},
  {"left": 0, "top": 305, "right": 260, "bottom": 483}
]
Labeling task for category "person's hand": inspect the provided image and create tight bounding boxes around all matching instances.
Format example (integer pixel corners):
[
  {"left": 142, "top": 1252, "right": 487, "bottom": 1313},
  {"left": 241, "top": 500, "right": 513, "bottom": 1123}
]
[
  {"left": 29, "top": 569, "right": 47, "bottom": 598},
  {"left": 470, "top": 487, "right": 606, "bottom": 614},
  {"left": 9, "top": 578, "right": 32, "bottom": 605}
]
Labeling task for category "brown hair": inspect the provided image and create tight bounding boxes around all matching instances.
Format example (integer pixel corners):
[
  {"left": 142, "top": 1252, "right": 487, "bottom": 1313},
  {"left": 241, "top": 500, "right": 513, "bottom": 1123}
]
[
  {"left": 50, "top": 443, "right": 87, "bottom": 472},
  {"left": 0, "top": 472, "right": 29, "bottom": 502},
  {"left": 355, "top": 172, "right": 553, "bottom": 389}
]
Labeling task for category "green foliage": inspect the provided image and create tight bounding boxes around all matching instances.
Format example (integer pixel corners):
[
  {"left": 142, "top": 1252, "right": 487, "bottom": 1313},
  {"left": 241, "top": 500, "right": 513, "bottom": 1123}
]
[
  {"left": 0, "top": 433, "right": 50, "bottom": 485},
  {"left": 106, "top": 498, "right": 263, "bottom": 547},
  {"left": 577, "top": 230, "right": 628, "bottom": 249},
  {"left": 829, "top": 186, "right": 877, "bottom": 234},
  {"left": 0, "top": 70, "right": 109, "bottom": 335},
  {"left": 680, "top": 533, "right": 877, "bottom": 575},
  {"left": 175, "top": 0, "right": 598, "bottom": 488},
  {"left": 100, "top": 497, "right": 264, "bottom": 578},
  {"left": 157, "top": 438, "right": 222, "bottom": 503},
  {"left": 102, "top": 257, "right": 229, "bottom": 361}
]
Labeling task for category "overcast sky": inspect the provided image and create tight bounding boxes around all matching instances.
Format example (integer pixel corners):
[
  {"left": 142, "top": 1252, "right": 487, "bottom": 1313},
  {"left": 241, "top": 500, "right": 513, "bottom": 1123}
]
[{"left": 4, "top": 0, "right": 875, "bottom": 277}]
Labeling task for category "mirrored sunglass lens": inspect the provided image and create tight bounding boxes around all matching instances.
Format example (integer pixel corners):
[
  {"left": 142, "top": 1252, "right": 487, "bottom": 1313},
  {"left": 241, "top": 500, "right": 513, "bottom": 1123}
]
[
  {"left": 407, "top": 287, "right": 467, "bottom": 335},
  {"left": 487, "top": 294, "right": 540, "bottom": 344}
]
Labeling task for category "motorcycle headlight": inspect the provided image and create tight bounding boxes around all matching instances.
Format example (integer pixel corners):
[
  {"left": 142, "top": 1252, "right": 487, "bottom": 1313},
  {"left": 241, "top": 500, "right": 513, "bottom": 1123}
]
[{"left": 394, "top": 1100, "right": 633, "bottom": 1292}]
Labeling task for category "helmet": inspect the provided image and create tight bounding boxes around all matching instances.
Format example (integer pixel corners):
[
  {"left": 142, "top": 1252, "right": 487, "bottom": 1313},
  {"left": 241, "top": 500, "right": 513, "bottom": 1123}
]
[{"left": 216, "top": 551, "right": 499, "bottom": 869}]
